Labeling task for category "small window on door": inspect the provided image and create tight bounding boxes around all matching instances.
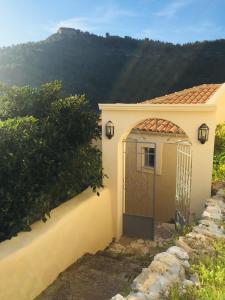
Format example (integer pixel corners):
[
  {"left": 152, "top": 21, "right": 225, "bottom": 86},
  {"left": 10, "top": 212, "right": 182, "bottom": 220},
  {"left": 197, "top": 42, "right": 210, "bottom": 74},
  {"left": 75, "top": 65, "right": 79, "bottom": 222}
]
[{"left": 144, "top": 147, "right": 155, "bottom": 168}]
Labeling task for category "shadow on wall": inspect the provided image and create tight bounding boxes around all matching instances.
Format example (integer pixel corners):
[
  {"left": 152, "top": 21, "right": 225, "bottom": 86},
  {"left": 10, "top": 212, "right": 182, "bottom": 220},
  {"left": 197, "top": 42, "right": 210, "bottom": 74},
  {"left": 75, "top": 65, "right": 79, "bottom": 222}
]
[{"left": 0, "top": 188, "right": 113, "bottom": 300}]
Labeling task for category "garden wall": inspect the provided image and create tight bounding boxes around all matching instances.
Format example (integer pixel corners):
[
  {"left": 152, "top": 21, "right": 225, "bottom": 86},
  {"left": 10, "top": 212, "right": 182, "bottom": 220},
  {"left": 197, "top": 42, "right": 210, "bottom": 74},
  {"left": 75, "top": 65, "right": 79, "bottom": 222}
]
[
  {"left": 0, "top": 188, "right": 113, "bottom": 300},
  {"left": 112, "top": 187, "right": 225, "bottom": 300}
]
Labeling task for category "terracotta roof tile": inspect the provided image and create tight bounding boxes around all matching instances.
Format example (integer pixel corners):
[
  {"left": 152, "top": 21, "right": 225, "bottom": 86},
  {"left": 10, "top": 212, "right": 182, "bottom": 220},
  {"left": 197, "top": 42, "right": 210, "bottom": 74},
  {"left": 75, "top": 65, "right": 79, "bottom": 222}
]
[
  {"left": 141, "top": 84, "right": 221, "bottom": 105},
  {"left": 134, "top": 118, "right": 186, "bottom": 135}
]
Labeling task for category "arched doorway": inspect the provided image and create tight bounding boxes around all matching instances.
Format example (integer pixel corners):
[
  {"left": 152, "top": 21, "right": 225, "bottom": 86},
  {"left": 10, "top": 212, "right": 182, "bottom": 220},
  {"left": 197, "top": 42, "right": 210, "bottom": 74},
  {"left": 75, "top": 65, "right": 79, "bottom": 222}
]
[{"left": 122, "top": 118, "right": 191, "bottom": 239}]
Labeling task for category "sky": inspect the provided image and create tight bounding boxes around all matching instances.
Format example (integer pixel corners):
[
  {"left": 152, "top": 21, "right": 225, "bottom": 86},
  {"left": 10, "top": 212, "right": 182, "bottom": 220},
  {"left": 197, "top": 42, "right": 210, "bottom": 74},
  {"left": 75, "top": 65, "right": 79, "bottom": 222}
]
[{"left": 0, "top": 0, "right": 225, "bottom": 47}]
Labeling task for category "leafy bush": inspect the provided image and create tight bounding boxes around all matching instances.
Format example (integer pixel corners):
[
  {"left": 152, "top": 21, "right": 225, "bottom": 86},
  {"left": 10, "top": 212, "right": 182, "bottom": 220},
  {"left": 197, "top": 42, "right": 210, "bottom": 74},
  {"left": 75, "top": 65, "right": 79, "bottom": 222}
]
[
  {"left": 0, "top": 81, "right": 62, "bottom": 119},
  {"left": 213, "top": 124, "right": 225, "bottom": 181},
  {"left": 0, "top": 81, "right": 102, "bottom": 241}
]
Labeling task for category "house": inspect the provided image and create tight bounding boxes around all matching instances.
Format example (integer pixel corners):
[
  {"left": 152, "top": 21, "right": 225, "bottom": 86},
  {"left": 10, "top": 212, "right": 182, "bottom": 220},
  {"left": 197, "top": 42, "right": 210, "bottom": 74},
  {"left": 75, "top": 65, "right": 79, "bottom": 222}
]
[{"left": 99, "top": 83, "right": 225, "bottom": 239}]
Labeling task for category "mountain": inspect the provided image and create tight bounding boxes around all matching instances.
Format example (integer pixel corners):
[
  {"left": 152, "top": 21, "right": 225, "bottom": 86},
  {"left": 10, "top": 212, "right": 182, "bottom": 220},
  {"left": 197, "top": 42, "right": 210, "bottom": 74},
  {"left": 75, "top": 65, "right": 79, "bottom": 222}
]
[{"left": 0, "top": 27, "right": 225, "bottom": 108}]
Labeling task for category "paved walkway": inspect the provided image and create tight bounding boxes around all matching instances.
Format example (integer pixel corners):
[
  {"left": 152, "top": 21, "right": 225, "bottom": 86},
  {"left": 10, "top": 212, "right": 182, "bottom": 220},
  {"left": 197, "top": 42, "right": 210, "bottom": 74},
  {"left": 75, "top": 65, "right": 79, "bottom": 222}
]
[
  {"left": 37, "top": 224, "right": 175, "bottom": 300},
  {"left": 36, "top": 251, "right": 154, "bottom": 300}
]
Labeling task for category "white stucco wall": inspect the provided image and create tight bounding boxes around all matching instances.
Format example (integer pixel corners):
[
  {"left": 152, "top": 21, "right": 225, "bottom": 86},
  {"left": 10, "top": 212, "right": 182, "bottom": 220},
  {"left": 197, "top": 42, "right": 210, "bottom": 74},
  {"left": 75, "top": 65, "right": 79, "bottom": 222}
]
[{"left": 0, "top": 188, "right": 113, "bottom": 300}]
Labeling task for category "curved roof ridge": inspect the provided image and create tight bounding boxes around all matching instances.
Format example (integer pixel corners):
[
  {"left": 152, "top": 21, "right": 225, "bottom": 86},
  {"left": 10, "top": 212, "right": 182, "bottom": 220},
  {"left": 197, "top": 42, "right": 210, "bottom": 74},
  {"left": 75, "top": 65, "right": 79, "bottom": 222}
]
[
  {"left": 133, "top": 118, "right": 187, "bottom": 135},
  {"left": 141, "top": 83, "right": 222, "bottom": 105}
]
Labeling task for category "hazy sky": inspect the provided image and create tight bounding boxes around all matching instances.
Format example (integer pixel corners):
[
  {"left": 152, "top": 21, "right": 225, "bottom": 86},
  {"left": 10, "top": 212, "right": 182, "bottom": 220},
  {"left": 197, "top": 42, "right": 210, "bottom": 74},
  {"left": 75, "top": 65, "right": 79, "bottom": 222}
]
[{"left": 0, "top": 0, "right": 225, "bottom": 46}]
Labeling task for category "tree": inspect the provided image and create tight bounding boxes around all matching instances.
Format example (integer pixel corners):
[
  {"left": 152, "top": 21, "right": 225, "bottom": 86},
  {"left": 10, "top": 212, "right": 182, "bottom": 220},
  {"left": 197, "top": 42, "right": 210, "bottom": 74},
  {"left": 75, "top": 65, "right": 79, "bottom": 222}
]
[
  {"left": 0, "top": 80, "right": 62, "bottom": 119},
  {"left": 0, "top": 81, "right": 102, "bottom": 241}
]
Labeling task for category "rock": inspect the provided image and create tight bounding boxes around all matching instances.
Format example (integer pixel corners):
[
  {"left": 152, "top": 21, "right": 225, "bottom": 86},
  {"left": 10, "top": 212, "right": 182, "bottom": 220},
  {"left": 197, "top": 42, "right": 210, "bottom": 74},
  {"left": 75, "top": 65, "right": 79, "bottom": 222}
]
[
  {"left": 199, "top": 219, "right": 216, "bottom": 226},
  {"left": 111, "top": 294, "right": 125, "bottom": 300},
  {"left": 212, "top": 196, "right": 225, "bottom": 208},
  {"left": 186, "top": 231, "right": 214, "bottom": 246},
  {"left": 193, "top": 223, "right": 225, "bottom": 240},
  {"left": 182, "top": 232, "right": 216, "bottom": 256},
  {"left": 205, "top": 198, "right": 220, "bottom": 207},
  {"left": 140, "top": 246, "right": 150, "bottom": 255},
  {"left": 145, "top": 240, "right": 157, "bottom": 248},
  {"left": 131, "top": 264, "right": 177, "bottom": 296},
  {"left": 155, "top": 223, "right": 175, "bottom": 232},
  {"left": 130, "top": 241, "right": 142, "bottom": 249},
  {"left": 163, "top": 238, "right": 173, "bottom": 244},
  {"left": 202, "top": 205, "right": 222, "bottom": 220},
  {"left": 133, "top": 268, "right": 183, "bottom": 299},
  {"left": 126, "top": 292, "right": 150, "bottom": 300},
  {"left": 157, "top": 241, "right": 164, "bottom": 248},
  {"left": 153, "top": 252, "right": 187, "bottom": 278},
  {"left": 182, "top": 279, "right": 194, "bottom": 288},
  {"left": 127, "top": 291, "right": 163, "bottom": 300},
  {"left": 176, "top": 238, "right": 194, "bottom": 254},
  {"left": 129, "top": 241, "right": 150, "bottom": 255},
  {"left": 149, "top": 260, "right": 169, "bottom": 274},
  {"left": 133, "top": 271, "right": 171, "bottom": 295},
  {"left": 137, "top": 239, "right": 145, "bottom": 244},
  {"left": 109, "top": 243, "right": 126, "bottom": 253},
  {"left": 180, "top": 288, "right": 187, "bottom": 295},
  {"left": 157, "top": 237, "right": 163, "bottom": 242},
  {"left": 217, "top": 189, "right": 225, "bottom": 197},
  {"left": 190, "top": 273, "right": 200, "bottom": 286},
  {"left": 167, "top": 246, "right": 189, "bottom": 261},
  {"left": 132, "top": 268, "right": 152, "bottom": 291},
  {"left": 155, "top": 252, "right": 188, "bottom": 272},
  {"left": 216, "top": 199, "right": 225, "bottom": 210}
]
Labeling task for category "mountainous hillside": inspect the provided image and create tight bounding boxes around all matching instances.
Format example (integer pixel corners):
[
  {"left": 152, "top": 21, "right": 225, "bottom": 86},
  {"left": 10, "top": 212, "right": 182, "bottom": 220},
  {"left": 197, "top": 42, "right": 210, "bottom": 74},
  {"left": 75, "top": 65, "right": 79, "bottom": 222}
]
[{"left": 0, "top": 27, "right": 225, "bottom": 108}]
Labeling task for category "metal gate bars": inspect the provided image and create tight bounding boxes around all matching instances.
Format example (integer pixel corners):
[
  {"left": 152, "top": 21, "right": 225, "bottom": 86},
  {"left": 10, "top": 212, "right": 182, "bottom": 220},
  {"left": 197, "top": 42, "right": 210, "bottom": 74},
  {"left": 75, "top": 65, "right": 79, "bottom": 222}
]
[{"left": 175, "top": 141, "right": 192, "bottom": 228}]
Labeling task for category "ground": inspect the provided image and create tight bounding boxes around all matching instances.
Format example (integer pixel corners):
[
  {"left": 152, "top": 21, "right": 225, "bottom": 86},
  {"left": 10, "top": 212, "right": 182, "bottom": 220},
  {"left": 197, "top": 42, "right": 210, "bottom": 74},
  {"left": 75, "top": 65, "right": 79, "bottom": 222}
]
[{"left": 36, "top": 223, "right": 175, "bottom": 300}]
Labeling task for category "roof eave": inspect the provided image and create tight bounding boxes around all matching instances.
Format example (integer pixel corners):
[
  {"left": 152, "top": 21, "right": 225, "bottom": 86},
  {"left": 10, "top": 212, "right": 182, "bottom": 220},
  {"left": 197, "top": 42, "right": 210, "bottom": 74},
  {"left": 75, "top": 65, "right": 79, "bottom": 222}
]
[
  {"left": 207, "top": 83, "right": 225, "bottom": 105},
  {"left": 98, "top": 103, "right": 217, "bottom": 112},
  {"left": 131, "top": 128, "right": 187, "bottom": 137}
]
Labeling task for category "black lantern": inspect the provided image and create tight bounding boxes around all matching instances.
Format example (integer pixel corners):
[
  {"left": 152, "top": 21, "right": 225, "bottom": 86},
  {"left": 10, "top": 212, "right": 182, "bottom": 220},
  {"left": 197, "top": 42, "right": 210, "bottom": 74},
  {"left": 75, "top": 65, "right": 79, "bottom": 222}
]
[
  {"left": 105, "top": 121, "right": 114, "bottom": 139},
  {"left": 198, "top": 123, "right": 209, "bottom": 144}
]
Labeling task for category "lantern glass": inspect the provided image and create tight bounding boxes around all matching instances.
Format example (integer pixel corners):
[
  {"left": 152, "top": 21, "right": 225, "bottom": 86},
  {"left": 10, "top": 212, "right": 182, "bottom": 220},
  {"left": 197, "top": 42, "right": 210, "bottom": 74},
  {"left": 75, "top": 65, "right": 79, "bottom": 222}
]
[
  {"left": 198, "top": 123, "right": 209, "bottom": 144},
  {"left": 105, "top": 121, "right": 114, "bottom": 139}
]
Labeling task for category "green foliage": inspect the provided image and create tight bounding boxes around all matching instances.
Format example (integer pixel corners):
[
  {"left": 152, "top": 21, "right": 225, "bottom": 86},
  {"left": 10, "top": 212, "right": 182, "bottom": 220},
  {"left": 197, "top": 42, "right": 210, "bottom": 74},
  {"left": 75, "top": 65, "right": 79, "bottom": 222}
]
[
  {"left": 214, "top": 124, "right": 225, "bottom": 154},
  {"left": 169, "top": 240, "right": 225, "bottom": 300},
  {"left": 1, "top": 29, "right": 225, "bottom": 108},
  {"left": 0, "top": 80, "right": 62, "bottom": 119},
  {"left": 0, "top": 82, "right": 102, "bottom": 241},
  {"left": 213, "top": 124, "right": 225, "bottom": 181}
]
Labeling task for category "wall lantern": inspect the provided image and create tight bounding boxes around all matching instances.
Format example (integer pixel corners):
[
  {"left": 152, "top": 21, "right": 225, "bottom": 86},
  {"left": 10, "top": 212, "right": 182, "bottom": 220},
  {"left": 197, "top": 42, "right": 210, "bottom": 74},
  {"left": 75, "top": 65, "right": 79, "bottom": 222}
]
[
  {"left": 105, "top": 121, "right": 114, "bottom": 139},
  {"left": 198, "top": 123, "right": 209, "bottom": 144}
]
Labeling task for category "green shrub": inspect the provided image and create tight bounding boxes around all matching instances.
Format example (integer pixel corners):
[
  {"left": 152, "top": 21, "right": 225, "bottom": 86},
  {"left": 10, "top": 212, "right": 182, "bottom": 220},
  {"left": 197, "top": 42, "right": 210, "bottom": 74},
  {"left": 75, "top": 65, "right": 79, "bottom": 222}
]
[
  {"left": 213, "top": 124, "right": 225, "bottom": 181},
  {"left": 0, "top": 80, "right": 62, "bottom": 119},
  {"left": 0, "top": 82, "right": 102, "bottom": 241},
  {"left": 169, "top": 240, "right": 225, "bottom": 300},
  {"left": 214, "top": 124, "right": 225, "bottom": 154}
]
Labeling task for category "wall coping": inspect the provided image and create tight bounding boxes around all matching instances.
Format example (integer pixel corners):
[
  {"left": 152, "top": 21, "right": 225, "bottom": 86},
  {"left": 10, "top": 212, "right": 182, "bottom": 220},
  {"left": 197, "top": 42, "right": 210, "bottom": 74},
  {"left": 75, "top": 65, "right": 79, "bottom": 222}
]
[
  {"left": 0, "top": 187, "right": 113, "bottom": 300},
  {"left": 99, "top": 103, "right": 216, "bottom": 112},
  {"left": 0, "top": 188, "right": 106, "bottom": 261}
]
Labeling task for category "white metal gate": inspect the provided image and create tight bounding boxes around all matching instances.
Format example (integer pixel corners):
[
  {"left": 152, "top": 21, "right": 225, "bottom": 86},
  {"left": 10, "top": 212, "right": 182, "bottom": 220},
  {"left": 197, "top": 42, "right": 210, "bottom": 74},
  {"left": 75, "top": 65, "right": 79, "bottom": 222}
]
[{"left": 175, "top": 141, "right": 192, "bottom": 227}]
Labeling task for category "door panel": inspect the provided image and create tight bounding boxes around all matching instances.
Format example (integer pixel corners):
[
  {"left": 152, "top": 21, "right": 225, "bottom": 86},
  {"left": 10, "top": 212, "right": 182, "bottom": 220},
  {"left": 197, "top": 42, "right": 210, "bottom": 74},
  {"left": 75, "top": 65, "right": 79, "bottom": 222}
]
[{"left": 123, "top": 139, "right": 156, "bottom": 239}]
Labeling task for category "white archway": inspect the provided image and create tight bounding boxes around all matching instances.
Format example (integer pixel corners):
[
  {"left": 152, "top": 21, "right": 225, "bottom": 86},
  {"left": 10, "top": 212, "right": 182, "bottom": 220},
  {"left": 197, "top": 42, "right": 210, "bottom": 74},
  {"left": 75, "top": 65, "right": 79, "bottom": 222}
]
[{"left": 99, "top": 93, "right": 224, "bottom": 239}]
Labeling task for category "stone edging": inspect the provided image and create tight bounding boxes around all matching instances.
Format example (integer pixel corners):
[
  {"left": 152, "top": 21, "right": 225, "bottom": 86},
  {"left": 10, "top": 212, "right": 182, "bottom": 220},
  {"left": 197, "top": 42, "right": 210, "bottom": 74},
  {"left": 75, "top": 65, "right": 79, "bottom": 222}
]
[{"left": 111, "top": 188, "right": 225, "bottom": 300}]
